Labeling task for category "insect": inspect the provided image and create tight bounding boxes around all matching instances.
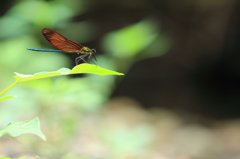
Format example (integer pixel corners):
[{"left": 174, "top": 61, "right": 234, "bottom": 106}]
[{"left": 27, "top": 28, "right": 96, "bottom": 65}]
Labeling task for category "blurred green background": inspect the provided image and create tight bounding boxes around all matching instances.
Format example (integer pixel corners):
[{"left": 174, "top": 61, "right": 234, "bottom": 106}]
[{"left": 1, "top": 0, "right": 240, "bottom": 159}]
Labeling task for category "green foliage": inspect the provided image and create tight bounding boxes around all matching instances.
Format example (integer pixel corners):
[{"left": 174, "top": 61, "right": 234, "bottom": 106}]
[
  {"left": 0, "top": 0, "right": 169, "bottom": 158},
  {"left": 0, "top": 96, "right": 15, "bottom": 101},
  {"left": 14, "top": 64, "right": 123, "bottom": 82},
  {"left": 102, "top": 18, "right": 159, "bottom": 58},
  {"left": 0, "top": 63, "right": 123, "bottom": 101},
  {"left": 102, "top": 18, "right": 170, "bottom": 61},
  {"left": 0, "top": 117, "right": 46, "bottom": 141},
  {"left": 0, "top": 63, "right": 123, "bottom": 153}
]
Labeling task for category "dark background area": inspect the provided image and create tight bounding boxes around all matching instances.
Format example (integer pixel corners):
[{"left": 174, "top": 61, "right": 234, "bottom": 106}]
[{"left": 68, "top": 0, "right": 240, "bottom": 118}]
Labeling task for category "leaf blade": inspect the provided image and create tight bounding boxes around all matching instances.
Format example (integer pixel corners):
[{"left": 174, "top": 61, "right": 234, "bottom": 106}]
[
  {"left": 70, "top": 63, "right": 124, "bottom": 75},
  {"left": 14, "top": 64, "right": 124, "bottom": 82},
  {"left": 14, "top": 68, "right": 71, "bottom": 82},
  {"left": 0, "top": 117, "right": 46, "bottom": 141},
  {"left": 0, "top": 96, "right": 16, "bottom": 101}
]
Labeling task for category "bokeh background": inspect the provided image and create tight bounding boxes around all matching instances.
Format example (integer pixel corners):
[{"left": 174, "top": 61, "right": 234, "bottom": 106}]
[{"left": 0, "top": 0, "right": 240, "bottom": 158}]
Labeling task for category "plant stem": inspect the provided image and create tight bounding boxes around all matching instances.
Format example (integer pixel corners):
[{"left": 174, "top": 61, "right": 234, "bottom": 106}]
[{"left": 0, "top": 81, "right": 19, "bottom": 97}]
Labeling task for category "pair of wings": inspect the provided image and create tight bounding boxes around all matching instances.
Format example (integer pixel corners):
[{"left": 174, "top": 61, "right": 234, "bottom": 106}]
[{"left": 42, "top": 28, "right": 84, "bottom": 52}]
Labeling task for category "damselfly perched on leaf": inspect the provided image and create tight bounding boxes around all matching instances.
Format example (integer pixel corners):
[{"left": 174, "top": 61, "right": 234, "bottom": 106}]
[{"left": 28, "top": 28, "right": 96, "bottom": 65}]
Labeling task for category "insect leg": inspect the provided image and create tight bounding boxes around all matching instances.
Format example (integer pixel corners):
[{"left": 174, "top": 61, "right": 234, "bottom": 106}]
[
  {"left": 75, "top": 55, "right": 88, "bottom": 65},
  {"left": 92, "top": 54, "right": 97, "bottom": 61}
]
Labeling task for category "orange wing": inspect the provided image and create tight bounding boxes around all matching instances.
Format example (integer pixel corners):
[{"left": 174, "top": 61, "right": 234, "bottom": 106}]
[{"left": 42, "top": 28, "right": 84, "bottom": 52}]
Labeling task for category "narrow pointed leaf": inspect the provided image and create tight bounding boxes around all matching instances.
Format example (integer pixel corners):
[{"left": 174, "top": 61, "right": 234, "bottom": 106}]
[
  {"left": 14, "top": 64, "right": 123, "bottom": 82},
  {"left": 0, "top": 96, "right": 16, "bottom": 101},
  {"left": 70, "top": 63, "right": 124, "bottom": 75}
]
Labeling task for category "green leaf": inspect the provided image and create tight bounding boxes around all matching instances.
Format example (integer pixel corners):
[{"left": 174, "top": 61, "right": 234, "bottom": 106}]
[
  {"left": 102, "top": 18, "right": 159, "bottom": 58},
  {"left": 0, "top": 96, "right": 16, "bottom": 101},
  {"left": 70, "top": 63, "right": 124, "bottom": 75},
  {"left": 14, "top": 68, "right": 71, "bottom": 82},
  {"left": 0, "top": 117, "right": 46, "bottom": 141},
  {"left": 0, "top": 157, "right": 12, "bottom": 159},
  {"left": 14, "top": 63, "right": 124, "bottom": 82}
]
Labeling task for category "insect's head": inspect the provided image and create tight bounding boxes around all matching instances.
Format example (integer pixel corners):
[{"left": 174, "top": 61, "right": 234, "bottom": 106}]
[
  {"left": 92, "top": 49, "right": 96, "bottom": 53},
  {"left": 90, "top": 49, "right": 97, "bottom": 61}
]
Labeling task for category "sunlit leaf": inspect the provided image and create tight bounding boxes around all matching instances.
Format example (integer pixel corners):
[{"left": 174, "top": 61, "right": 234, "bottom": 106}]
[
  {"left": 14, "top": 68, "right": 71, "bottom": 82},
  {"left": 70, "top": 63, "right": 124, "bottom": 75},
  {"left": 0, "top": 96, "right": 16, "bottom": 101},
  {"left": 14, "top": 63, "right": 124, "bottom": 82},
  {"left": 0, "top": 117, "right": 46, "bottom": 141}
]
